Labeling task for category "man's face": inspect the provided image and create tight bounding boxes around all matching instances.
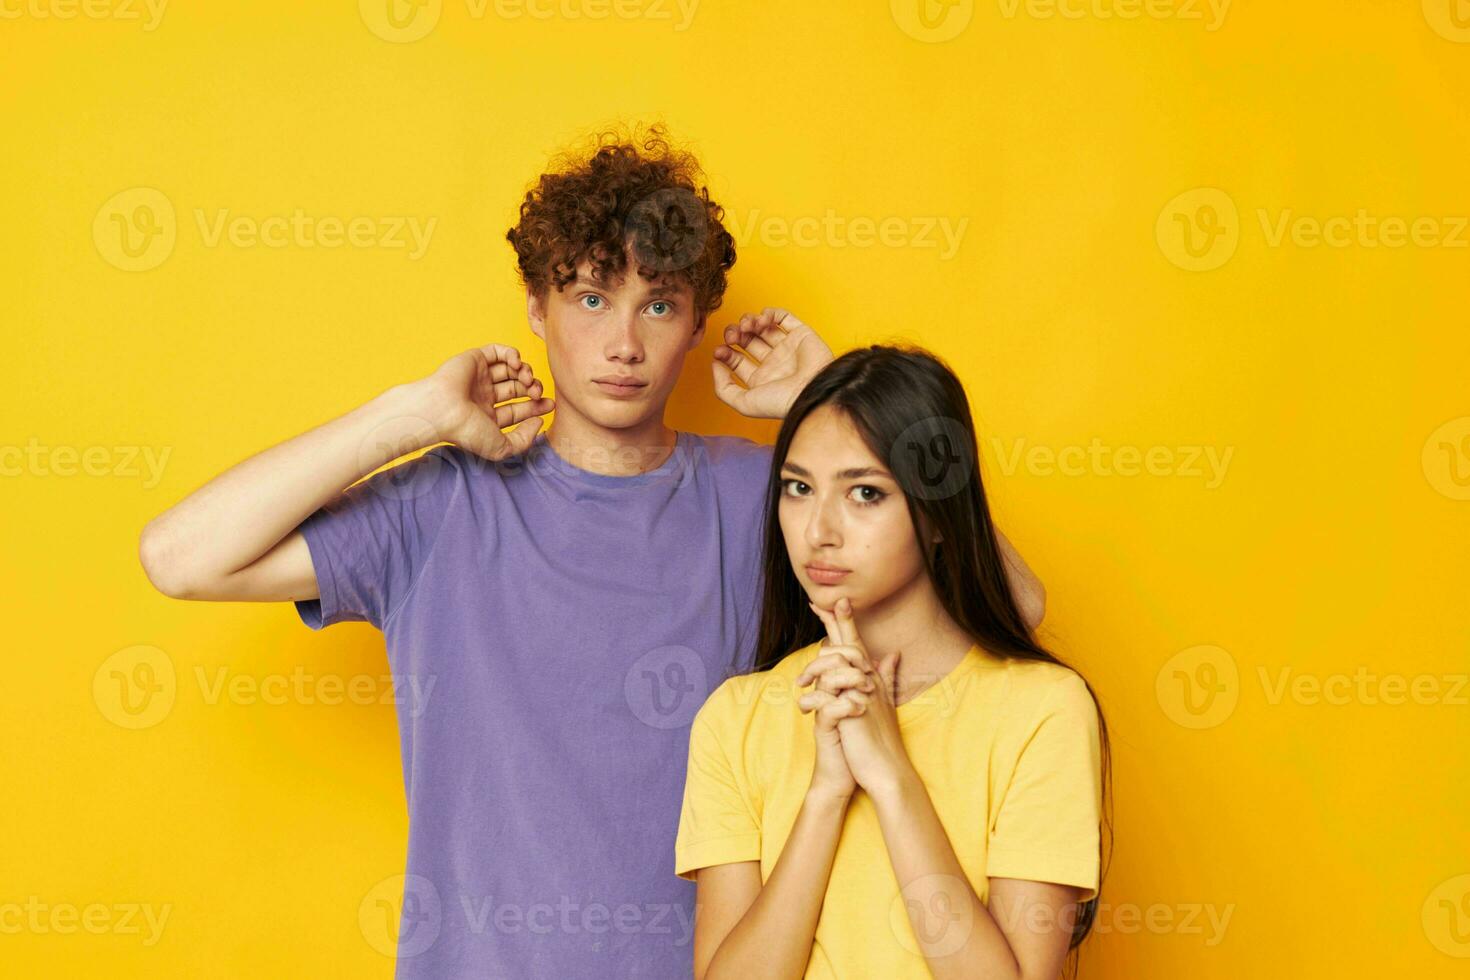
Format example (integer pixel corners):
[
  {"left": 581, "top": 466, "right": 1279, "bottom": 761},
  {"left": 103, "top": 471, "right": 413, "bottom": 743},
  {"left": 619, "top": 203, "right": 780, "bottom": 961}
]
[
  {"left": 527, "top": 249, "right": 704, "bottom": 437},
  {"left": 778, "top": 404, "right": 933, "bottom": 614}
]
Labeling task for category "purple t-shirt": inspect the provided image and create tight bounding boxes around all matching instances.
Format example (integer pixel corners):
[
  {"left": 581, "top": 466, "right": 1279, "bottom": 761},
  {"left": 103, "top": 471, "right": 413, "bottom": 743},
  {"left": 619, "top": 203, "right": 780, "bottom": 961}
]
[{"left": 294, "top": 429, "right": 773, "bottom": 979}]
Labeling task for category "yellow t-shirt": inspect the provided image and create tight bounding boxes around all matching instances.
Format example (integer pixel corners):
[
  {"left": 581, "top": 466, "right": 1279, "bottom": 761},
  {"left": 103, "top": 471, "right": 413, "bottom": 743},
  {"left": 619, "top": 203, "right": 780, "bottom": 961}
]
[{"left": 675, "top": 639, "right": 1102, "bottom": 979}]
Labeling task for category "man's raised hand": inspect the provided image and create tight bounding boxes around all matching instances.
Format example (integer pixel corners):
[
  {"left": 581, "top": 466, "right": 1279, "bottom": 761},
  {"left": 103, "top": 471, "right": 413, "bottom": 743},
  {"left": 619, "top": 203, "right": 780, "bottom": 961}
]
[
  {"left": 711, "top": 307, "right": 835, "bottom": 420},
  {"left": 420, "top": 343, "right": 555, "bottom": 462}
]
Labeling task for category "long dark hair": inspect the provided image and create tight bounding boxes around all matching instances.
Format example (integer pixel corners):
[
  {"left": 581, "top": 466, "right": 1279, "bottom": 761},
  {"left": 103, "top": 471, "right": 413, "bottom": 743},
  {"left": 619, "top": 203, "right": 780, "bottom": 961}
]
[{"left": 747, "top": 344, "right": 1113, "bottom": 966}]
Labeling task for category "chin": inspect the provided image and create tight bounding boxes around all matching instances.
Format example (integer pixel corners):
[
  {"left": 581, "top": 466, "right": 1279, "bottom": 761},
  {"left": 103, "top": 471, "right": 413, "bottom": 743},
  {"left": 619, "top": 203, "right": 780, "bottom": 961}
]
[
  {"left": 808, "top": 590, "right": 863, "bottom": 609},
  {"left": 590, "top": 408, "right": 655, "bottom": 429}
]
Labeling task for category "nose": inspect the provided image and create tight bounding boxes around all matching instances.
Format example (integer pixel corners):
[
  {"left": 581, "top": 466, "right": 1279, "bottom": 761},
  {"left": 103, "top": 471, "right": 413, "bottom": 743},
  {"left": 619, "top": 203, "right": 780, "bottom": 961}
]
[
  {"left": 804, "top": 490, "right": 843, "bottom": 551},
  {"left": 605, "top": 308, "right": 644, "bottom": 363}
]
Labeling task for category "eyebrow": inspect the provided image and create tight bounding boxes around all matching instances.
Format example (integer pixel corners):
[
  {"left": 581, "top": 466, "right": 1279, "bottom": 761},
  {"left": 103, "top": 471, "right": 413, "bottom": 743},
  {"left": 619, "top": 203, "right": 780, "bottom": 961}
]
[
  {"left": 572, "top": 275, "right": 681, "bottom": 298},
  {"left": 781, "top": 460, "right": 893, "bottom": 481}
]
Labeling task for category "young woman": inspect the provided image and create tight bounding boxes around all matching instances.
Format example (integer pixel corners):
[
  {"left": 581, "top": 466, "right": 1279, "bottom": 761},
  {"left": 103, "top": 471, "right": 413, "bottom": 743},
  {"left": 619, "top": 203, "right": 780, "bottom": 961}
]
[{"left": 675, "top": 345, "right": 1113, "bottom": 980}]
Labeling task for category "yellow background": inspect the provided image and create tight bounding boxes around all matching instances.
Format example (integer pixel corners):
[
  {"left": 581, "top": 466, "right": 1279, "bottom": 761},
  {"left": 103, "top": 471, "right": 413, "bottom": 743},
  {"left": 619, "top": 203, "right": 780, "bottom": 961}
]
[{"left": 4, "top": 0, "right": 1468, "bottom": 975}]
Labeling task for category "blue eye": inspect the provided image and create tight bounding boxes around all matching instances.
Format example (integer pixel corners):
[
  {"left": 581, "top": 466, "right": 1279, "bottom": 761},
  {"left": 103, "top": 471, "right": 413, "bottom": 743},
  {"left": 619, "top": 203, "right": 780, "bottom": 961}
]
[
  {"left": 580, "top": 295, "right": 604, "bottom": 310},
  {"left": 648, "top": 301, "right": 671, "bottom": 316}
]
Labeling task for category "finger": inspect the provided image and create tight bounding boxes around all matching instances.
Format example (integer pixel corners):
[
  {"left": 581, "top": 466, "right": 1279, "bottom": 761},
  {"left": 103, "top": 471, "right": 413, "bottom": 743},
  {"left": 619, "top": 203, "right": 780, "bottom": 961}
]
[
  {"left": 796, "top": 651, "right": 875, "bottom": 686},
  {"left": 470, "top": 370, "right": 538, "bottom": 414},
  {"left": 799, "top": 650, "right": 860, "bottom": 676},
  {"left": 807, "top": 690, "right": 848, "bottom": 733},
  {"left": 732, "top": 312, "right": 777, "bottom": 360},
  {"left": 798, "top": 690, "right": 836, "bottom": 714},
  {"left": 488, "top": 376, "right": 540, "bottom": 404},
  {"left": 454, "top": 405, "right": 544, "bottom": 461},
  {"left": 716, "top": 334, "right": 760, "bottom": 386},
  {"left": 736, "top": 311, "right": 769, "bottom": 353},
  {"left": 710, "top": 355, "right": 749, "bottom": 414},
  {"left": 724, "top": 313, "right": 761, "bottom": 351},
  {"left": 752, "top": 308, "right": 794, "bottom": 351},
  {"left": 475, "top": 358, "right": 523, "bottom": 384},
  {"left": 476, "top": 343, "right": 522, "bottom": 371},
  {"left": 840, "top": 689, "right": 871, "bottom": 708},
  {"left": 498, "top": 414, "right": 545, "bottom": 457},
  {"left": 797, "top": 652, "right": 856, "bottom": 685},
  {"left": 808, "top": 600, "right": 843, "bottom": 648},
  {"left": 766, "top": 308, "right": 810, "bottom": 335},
  {"left": 834, "top": 596, "right": 860, "bottom": 648},
  {"left": 493, "top": 396, "right": 555, "bottom": 430},
  {"left": 819, "top": 697, "right": 864, "bottom": 724},
  {"left": 815, "top": 666, "right": 875, "bottom": 696},
  {"left": 741, "top": 334, "right": 774, "bottom": 362},
  {"left": 809, "top": 607, "right": 875, "bottom": 674}
]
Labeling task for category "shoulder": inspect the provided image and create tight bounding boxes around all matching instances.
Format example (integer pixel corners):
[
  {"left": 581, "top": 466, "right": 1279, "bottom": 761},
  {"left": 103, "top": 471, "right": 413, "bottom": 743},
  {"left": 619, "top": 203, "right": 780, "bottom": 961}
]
[
  {"left": 332, "top": 443, "right": 478, "bottom": 514},
  {"left": 418, "top": 443, "right": 518, "bottom": 495},
  {"left": 998, "top": 658, "right": 1099, "bottom": 726},
  {"left": 690, "top": 433, "right": 774, "bottom": 464},
  {"left": 679, "top": 434, "right": 774, "bottom": 515}
]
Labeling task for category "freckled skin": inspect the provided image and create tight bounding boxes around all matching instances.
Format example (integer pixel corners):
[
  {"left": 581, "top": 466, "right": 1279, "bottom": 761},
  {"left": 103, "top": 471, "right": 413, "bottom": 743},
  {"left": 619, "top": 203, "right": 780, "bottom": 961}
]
[{"left": 526, "top": 254, "right": 704, "bottom": 450}]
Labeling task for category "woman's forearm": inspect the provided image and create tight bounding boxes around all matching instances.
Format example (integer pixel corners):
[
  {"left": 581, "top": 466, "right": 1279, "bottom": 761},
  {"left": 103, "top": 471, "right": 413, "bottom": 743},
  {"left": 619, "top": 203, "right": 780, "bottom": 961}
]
[
  {"left": 704, "top": 788, "right": 850, "bottom": 980},
  {"left": 871, "top": 767, "right": 1020, "bottom": 980}
]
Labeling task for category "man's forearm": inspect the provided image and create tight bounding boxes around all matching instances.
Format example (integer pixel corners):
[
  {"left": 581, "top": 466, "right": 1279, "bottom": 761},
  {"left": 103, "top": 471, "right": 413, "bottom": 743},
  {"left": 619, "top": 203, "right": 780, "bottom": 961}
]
[
  {"left": 996, "top": 530, "right": 1046, "bottom": 630},
  {"left": 139, "top": 381, "right": 439, "bottom": 596}
]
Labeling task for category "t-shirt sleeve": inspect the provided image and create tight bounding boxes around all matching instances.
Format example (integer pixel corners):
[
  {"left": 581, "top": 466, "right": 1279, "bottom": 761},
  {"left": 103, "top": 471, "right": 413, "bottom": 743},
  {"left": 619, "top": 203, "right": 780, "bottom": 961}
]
[
  {"left": 985, "top": 669, "right": 1103, "bottom": 902},
  {"left": 674, "top": 683, "right": 762, "bottom": 880},
  {"left": 293, "top": 446, "right": 462, "bottom": 632}
]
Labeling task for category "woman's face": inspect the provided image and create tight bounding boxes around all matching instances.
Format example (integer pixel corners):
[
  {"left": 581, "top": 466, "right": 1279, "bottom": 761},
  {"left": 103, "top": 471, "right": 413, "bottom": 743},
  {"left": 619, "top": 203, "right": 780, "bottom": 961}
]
[{"left": 778, "top": 405, "right": 933, "bottom": 612}]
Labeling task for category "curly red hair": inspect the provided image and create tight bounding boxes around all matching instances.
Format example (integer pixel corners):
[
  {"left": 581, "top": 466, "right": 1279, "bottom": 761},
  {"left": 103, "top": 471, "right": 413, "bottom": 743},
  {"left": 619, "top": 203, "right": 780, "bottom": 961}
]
[{"left": 506, "top": 124, "right": 737, "bottom": 320}]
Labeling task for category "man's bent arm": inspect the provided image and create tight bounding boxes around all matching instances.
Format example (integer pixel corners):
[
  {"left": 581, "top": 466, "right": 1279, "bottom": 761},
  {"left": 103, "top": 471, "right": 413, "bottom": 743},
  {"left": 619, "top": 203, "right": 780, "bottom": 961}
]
[{"left": 138, "top": 382, "right": 440, "bottom": 603}]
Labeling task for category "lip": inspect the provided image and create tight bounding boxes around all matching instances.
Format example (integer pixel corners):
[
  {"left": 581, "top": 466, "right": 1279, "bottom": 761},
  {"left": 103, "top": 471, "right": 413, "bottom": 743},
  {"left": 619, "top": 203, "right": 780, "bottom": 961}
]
[
  {"left": 805, "top": 563, "right": 851, "bottom": 585},
  {"left": 594, "top": 378, "right": 647, "bottom": 397}
]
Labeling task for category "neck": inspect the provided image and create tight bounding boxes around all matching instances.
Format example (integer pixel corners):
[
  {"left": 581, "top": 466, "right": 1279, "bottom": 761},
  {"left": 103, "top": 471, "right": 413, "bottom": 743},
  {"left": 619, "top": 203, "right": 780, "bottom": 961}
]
[
  {"left": 545, "top": 403, "right": 676, "bottom": 477},
  {"left": 843, "top": 572, "right": 974, "bottom": 701}
]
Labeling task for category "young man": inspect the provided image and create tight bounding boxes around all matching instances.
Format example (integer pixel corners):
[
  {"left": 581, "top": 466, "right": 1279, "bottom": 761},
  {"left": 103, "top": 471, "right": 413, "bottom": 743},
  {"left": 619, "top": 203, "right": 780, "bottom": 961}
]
[{"left": 138, "top": 126, "right": 1046, "bottom": 979}]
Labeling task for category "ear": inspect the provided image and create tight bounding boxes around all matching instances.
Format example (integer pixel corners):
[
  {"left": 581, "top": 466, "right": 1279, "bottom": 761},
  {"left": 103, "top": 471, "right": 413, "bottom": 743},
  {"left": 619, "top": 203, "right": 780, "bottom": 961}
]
[
  {"left": 526, "top": 287, "right": 547, "bottom": 340},
  {"left": 690, "top": 311, "right": 707, "bottom": 349}
]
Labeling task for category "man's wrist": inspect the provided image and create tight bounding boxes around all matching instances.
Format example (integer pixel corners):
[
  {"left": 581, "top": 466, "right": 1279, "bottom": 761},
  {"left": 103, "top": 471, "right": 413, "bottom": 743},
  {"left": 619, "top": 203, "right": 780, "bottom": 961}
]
[
  {"left": 382, "top": 378, "right": 456, "bottom": 446},
  {"left": 348, "top": 381, "right": 452, "bottom": 474}
]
